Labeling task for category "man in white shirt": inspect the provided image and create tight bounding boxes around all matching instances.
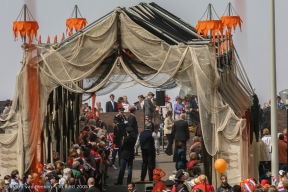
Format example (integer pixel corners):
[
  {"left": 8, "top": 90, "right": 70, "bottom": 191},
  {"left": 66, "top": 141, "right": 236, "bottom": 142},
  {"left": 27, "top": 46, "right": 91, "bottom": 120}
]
[
  {"left": 136, "top": 95, "right": 145, "bottom": 111},
  {"left": 261, "top": 128, "right": 272, "bottom": 171},
  {"left": 135, "top": 122, "right": 159, "bottom": 181}
]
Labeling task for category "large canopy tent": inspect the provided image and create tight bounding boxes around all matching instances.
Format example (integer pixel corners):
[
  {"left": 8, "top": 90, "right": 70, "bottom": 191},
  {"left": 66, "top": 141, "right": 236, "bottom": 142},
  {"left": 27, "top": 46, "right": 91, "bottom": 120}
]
[{"left": 0, "top": 2, "right": 259, "bottom": 186}]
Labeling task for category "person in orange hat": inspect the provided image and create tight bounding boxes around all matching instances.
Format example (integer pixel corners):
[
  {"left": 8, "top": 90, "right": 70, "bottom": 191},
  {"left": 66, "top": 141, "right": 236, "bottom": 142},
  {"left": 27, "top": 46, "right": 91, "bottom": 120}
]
[{"left": 152, "top": 168, "right": 166, "bottom": 192}]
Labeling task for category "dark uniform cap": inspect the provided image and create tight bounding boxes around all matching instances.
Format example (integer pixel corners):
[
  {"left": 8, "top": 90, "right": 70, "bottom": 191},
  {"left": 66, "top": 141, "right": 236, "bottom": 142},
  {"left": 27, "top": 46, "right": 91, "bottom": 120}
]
[
  {"left": 119, "top": 108, "right": 125, "bottom": 112},
  {"left": 174, "top": 179, "right": 184, "bottom": 185},
  {"left": 130, "top": 107, "right": 136, "bottom": 113},
  {"left": 175, "top": 170, "right": 184, "bottom": 179},
  {"left": 164, "top": 180, "right": 175, "bottom": 187},
  {"left": 50, "top": 174, "right": 60, "bottom": 180},
  {"left": 126, "top": 127, "right": 133, "bottom": 132}
]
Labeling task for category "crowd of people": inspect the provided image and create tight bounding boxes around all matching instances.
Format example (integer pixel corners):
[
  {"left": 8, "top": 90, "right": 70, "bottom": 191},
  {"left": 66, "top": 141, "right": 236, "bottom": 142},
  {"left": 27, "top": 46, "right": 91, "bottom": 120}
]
[{"left": 1, "top": 93, "right": 288, "bottom": 192}]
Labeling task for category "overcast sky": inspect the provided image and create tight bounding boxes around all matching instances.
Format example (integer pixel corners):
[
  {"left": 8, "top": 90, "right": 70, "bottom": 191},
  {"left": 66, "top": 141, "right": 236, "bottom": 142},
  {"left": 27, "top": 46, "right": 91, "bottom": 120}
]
[{"left": 1, "top": 0, "right": 287, "bottom": 107}]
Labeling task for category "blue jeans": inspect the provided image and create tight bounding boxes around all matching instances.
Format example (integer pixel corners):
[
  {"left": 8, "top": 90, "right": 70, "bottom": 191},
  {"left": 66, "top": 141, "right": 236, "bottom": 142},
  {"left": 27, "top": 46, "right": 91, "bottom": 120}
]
[
  {"left": 117, "top": 158, "right": 133, "bottom": 184},
  {"left": 111, "top": 148, "right": 121, "bottom": 166}
]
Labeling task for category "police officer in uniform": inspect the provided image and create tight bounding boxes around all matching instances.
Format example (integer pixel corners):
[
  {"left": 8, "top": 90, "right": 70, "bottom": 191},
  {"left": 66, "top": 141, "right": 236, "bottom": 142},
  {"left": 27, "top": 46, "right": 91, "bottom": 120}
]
[
  {"left": 163, "top": 180, "right": 174, "bottom": 192},
  {"left": 114, "top": 127, "right": 137, "bottom": 185},
  {"left": 116, "top": 108, "right": 128, "bottom": 124},
  {"left": 175, "top": 170, "right": 190, "bottom": 192},
  {"left": 174, "top": 179, "right": 188, "bottom": 192},
  {"left": 111, "top": 116, "right": 126, "bottom": 168},
  {"left": 49, "top": 174, "right": 61, "bottom": 192},
  {"left": 116, "top": 108, "right": 128, "bottom": 136}
]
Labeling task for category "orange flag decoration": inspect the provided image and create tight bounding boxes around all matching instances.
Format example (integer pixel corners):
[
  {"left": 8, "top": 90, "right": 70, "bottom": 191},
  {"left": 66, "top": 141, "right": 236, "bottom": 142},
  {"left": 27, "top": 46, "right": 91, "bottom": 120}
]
[
  {"left": 61, "top": 33, "right": 65, "bottom": 41},
  {"left": 221, "top": 16, "right": 242, "bottom": 33},
  {"left": 92, "top": 93, "right": 96, "bottom": 115},
  {"left": 47, "top": 36, "right": 50, "bottom": 43},
  {"left": 54, "top": 35, "right": 57, "bottom": 43},
  {"left": 38, "top": 35, "right": 41, "bottom": 44},
  {"left": 66, "top": 18, "right": 87, "bottom": 36},
  {"left": 13, "top": 21, "right": 39, "bottom": 43},
  {"left": 196, "top": 20, "right": 223, "bottom": 43}
]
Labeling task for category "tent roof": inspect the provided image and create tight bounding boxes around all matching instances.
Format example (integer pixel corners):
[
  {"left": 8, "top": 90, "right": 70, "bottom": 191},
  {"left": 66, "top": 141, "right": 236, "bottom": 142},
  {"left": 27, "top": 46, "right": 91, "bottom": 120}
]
[
  {"left": 123, "top": 2, "right": 199, "bottom": 45},
  {"left": 61, "top": 2, "right": 202, "bottom": 47}
]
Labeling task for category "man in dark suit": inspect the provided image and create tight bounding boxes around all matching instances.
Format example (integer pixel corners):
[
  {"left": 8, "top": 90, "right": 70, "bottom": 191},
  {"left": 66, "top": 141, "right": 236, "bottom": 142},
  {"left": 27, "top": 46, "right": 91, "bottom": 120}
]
[
  {"left": 135, "top": 122, "right": 160, "bottom": 181},
  {"left": 105, "top": 94, "right": 118, "bottom": 112},
  {"left": 144, "top": 92, "right": 154, "bottom": 117},
  {"left": 128, "top": 107, "right": 138, "bottom": 137},
  {"left": 128, "top": 107, "right": 138, "bottom": 155},
  {"left": 172, "top": 113, "right": 190, "bottom": 161},
  {"left": 86, "top": 178, "right": 100, "bottom": 192},
  {"left": 21, "top": 174, "right": 33, "bottom": 192},
  {"left": 114, "top": 127, "right": 137, "bottom": 185},
  {"left": 61, "top": 178, "right": 82, "bottom": 192}
]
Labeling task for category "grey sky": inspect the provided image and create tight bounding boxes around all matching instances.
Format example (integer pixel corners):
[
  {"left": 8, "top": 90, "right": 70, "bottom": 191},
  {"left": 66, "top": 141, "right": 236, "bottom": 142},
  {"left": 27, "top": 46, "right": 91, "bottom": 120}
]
[{"left": 0, "top": 0, "right": 287, "bottom": 107}]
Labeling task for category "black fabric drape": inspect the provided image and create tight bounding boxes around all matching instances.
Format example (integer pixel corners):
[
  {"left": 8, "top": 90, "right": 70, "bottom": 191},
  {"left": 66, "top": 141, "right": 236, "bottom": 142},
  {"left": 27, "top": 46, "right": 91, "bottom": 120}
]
[
  {"left": 250, "top": 94, "right": 260, "bottom": 143},
  {"left": 47, "top": 91, "right": 53, "bottom": 114},
  {"left": 75, "top": 94, "right": 80, "bottom": 140},
  {"left": 68, "top": 98, "right": 74, "bottom": 149},
  {"left": 201, "top": 138, "right": 212, "bottom": 184},
  {"left": 53, "top": 111, "right": 60, "bottom": 154},
  {"left": 56, "top": 86, "right": 62, "bottom": 111}
]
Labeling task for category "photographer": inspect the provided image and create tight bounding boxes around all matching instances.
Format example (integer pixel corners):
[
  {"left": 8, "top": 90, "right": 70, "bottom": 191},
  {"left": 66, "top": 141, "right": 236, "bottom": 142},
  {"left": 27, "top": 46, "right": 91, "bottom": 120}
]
[{"left": 10, "top": 170, "right": 23, "bottom": 192}]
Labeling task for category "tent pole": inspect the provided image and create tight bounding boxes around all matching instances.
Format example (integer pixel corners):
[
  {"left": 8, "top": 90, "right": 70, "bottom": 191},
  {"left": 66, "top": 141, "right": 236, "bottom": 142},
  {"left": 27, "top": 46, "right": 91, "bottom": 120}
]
[
  {"left": 233, "top": 45, "right": 254, "bottom": 94},
  {"left": 270, "top": 0, "right": 278, "bottom": 182},
  {"left": 24, "top": 4, "right": 26, "bottom": 44}
]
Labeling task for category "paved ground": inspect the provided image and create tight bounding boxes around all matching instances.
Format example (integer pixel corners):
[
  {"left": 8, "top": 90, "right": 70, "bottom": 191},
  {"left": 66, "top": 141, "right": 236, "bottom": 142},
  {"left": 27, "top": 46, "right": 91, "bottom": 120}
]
[{"left": 105, "top": 149, "right": 178, "bottom": 192}]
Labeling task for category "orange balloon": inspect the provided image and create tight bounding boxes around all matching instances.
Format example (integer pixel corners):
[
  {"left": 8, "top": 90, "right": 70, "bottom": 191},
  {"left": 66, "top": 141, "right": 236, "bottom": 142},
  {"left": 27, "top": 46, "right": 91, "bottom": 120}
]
[{"left": 214, "top": 158, "right": 227, "bottom": 173}]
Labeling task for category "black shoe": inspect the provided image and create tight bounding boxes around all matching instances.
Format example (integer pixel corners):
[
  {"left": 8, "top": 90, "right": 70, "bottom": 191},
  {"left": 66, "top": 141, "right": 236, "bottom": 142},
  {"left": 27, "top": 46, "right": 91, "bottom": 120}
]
[
  {"left": 114, "top": 183, "right": 123, "bottom": 185},
  {"left": 106, "top": 175, "right": 109, "bottom": 178},
  {"left": 104, "top": 184, "right": 108, "bottom": 186},
  {"left": 135, "top": 153, "right": 140, "bottom": 156}
]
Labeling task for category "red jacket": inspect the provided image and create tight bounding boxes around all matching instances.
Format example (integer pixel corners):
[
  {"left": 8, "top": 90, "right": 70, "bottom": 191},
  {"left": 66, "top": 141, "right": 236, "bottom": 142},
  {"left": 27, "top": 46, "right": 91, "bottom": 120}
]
[
  {"left": 193, "top": 183, "right": 215, "bottom": 192},
  {"left": 278, "top": 140, "right": 287, "bottom": 163},
  {"left": 152, "top": 181, "right": 166, "bottom": 192}
]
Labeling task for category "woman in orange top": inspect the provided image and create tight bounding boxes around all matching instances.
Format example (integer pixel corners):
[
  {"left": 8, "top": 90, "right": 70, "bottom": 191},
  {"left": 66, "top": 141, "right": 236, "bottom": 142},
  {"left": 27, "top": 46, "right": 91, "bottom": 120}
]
[{"left": 152, "top": 168, "right": 166, "bottom": 192}]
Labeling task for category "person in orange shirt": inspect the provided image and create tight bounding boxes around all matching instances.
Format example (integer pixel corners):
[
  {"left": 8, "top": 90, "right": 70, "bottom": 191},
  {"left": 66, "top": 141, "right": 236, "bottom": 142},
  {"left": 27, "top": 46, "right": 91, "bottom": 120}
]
[
  {"left": 278, "top": 134, "right": 287, "bottom": 170},
  {"left": 152, "top": 168, "right": 166, "bottom": 192}
]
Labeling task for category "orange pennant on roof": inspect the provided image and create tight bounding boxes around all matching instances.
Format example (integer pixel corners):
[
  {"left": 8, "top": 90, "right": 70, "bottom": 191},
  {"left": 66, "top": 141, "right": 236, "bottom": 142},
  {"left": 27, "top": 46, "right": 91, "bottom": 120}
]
[
  {"left": 221, "top": 16, "right": 242, "bottom": 32},
  {"left": 61, "top": 33, "right": 65, "bottom": 41},
  {"left": 13, "top": 21, "right": 39, "bottom": 43},
  {"left": 38, "top": 35, "right": 41, "bottom": 44},
  {"left": 196, "top": 20, "right": 223, "bottom": 40},
  {"left": 66, "top": 18, "right": 87, "bottom": 36}
]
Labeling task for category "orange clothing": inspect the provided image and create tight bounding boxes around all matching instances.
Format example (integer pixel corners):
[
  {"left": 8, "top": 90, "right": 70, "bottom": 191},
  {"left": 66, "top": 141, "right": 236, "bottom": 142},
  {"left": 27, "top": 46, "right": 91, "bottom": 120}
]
[
  {"left": 193, "top": 183, "right": 215, "bottom": 192},
  {"left": 278, "top": 140, "right": 287, "bottom": 163},
  {"left": 152, "top": 181, "right": 166, "bottom": 192}
]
